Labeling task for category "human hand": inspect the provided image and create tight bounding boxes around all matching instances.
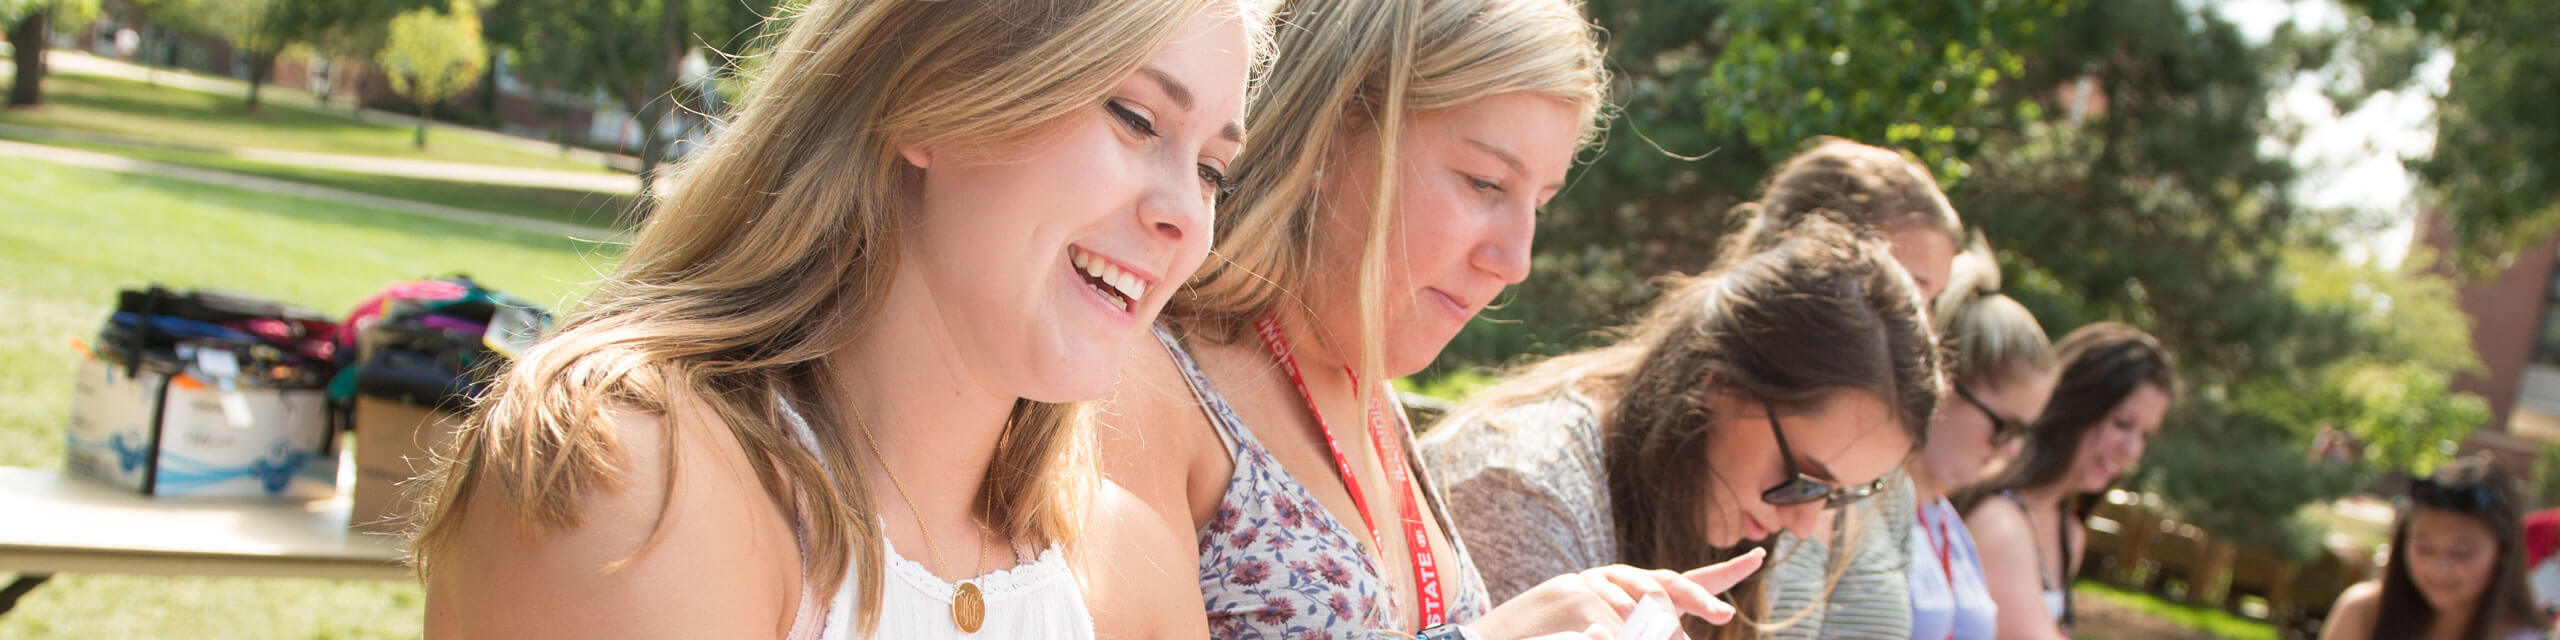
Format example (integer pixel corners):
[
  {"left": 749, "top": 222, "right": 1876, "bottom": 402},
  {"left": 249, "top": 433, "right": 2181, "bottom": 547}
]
[{"left": 1469, "top": 547, "right": 1768, "bottom": 640}]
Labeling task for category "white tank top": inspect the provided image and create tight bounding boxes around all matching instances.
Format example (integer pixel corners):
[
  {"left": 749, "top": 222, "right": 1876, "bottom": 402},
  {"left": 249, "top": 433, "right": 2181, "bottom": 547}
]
[
  {"left": 776, "top": 396, "right": 1094, "bottom": 640},
  {"left": 792, "top": 537, "right": 1092, "bottom": 640}
]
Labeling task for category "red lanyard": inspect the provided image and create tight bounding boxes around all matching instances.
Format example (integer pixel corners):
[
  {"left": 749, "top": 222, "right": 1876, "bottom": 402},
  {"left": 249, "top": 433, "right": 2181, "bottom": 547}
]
[
  {"left": 1919, "top": 498, "right": 1955, "bottom": 640},
  {"left": 1252, "top": 315, "right": 1446, "bottom": 629}
]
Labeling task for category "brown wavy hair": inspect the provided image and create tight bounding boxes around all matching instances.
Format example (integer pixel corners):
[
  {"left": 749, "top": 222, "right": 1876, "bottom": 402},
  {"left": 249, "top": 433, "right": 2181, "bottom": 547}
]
[
  {"left": 1446, "top": 218, "right": 1941, "bottom": 638},
  {"left": 2374, "top": 456, "right": 2548, "bottom": 640},
  {"left": 1714, "top": 136, "right": 1962, "bottom": 267},
  {"left": 1951, "top": 322, "right": 2177, "bottom": 520}
]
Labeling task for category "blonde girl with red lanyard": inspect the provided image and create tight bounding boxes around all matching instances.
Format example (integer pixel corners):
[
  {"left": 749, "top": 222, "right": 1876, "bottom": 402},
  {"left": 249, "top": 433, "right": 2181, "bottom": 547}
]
[
  {"left": 1091, "top": 0, "right": 1768, "bottom": 638},
  {"left": 1906, "top": 247, "right": 2056, "bottom": 640}
]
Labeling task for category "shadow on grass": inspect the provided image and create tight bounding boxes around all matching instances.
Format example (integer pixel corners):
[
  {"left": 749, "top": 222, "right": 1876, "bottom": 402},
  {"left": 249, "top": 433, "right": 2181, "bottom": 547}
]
[
  {"left": 85, "top": 167, "right": 626, "bottom": 256},
  {"left": 0, "top": 129, "right": 641, "bottom": 229},
  {"left": 0, "top": 73, "right": 378, "bottom": 140},
  {"left": 0, "top": 72, "right": 615, "bottom": 173}
]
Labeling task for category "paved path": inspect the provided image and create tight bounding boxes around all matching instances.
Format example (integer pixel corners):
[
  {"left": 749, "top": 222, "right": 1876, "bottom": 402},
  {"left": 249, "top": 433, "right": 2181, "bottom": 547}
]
[{"left": 0, "top": 138, "right": 626, "bottom": 242}]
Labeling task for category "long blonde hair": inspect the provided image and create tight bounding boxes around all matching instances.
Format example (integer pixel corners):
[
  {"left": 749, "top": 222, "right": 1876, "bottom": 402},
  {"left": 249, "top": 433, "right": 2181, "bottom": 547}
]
[
  {"left": 1933, "top": 237, "right": 2053, "bottom": 392},
  {"left": 411, "top": 0, "right": 1257, "bottom": 632},
  {"left": 1168, "top": 0, "right": 1609, "bottom": 399}
]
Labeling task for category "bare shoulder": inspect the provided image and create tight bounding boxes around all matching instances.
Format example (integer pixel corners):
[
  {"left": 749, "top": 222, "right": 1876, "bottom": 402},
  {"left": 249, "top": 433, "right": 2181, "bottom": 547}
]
[
  {"left": 2317, "top": 581, "right": 2382, "bottom": 640},
  {"left": 1083, "top": 480, "right": 1209, "bottom": 640},
  {"left": 1961, "top": 499, "right": 2041, "bottom": 580},
  {"left": 1094, "top": 327, "right": 1222, "bottom": 524},
  {"left": 1096, "top": 327, "right": 1204, "bottom": 466},
  {"left": 1961, "top": 496, "right": 2033, "bottom": 545},
  {"left": 424, "top": 388, "right": 802, "bottom": 639}
]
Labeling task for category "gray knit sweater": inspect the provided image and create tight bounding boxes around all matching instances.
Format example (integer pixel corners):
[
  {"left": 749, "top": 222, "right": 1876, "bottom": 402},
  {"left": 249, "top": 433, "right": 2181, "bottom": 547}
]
[
  {"left": 1417, "top": 389, "right": 1619, "bottom": 602},
  {"left": 1762, "top": 470, "right": 1917, "bottom": 639}
]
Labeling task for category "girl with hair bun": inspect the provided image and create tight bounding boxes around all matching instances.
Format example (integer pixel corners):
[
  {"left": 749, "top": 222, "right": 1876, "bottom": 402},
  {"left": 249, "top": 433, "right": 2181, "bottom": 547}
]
[{"left": 1903, "top": 243, "right": 2057, "bottom": 640}]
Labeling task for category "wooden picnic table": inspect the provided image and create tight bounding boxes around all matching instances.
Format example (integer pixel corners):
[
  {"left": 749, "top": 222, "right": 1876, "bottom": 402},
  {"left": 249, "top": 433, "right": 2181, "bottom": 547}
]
[{"left": 0, "top": 466, "right": 408, "bottom": 615}]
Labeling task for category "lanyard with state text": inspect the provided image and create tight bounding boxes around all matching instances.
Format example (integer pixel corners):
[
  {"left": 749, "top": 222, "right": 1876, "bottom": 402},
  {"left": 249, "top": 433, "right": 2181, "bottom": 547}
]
[
  {"left": 1919, "top": 497, "right": 1956, "bottom": 640},
  {"left": 1252, "top": 315, "right": 1446, "bottom": 628}
]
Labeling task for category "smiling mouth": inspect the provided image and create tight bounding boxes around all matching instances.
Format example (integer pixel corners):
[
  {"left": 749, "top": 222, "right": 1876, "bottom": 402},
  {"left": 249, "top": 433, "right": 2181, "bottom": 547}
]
[{"left": 1071, "top": 246, "right": 1146, "bottom": 313}]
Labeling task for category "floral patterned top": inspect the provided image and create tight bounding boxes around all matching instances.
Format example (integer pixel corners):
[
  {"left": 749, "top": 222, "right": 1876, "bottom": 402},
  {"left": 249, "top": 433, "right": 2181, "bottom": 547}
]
[{"left": 1153, "top": 326, "right": 1492, "bottom": 637}]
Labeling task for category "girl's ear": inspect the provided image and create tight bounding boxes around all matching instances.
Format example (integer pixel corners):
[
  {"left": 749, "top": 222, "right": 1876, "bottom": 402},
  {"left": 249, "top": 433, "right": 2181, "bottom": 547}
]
[{"left": 899, "top": 145, "right": 932, "bottom": 169}]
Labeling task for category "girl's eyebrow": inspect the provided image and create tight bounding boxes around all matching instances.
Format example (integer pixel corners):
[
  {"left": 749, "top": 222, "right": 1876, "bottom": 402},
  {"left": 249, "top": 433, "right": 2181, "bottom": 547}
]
[
  {"left": 1468, "top": 138, "right": 1565, "bottom": 193},
  {"left": 1137, "top": 66, "right": 1244, "bottom": 143}
]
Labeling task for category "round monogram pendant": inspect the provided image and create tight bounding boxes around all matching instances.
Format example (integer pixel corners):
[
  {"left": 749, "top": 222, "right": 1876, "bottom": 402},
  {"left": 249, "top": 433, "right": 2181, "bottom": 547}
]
[{"left": 952, "top": 582, "right": 986, "bottom": 632}]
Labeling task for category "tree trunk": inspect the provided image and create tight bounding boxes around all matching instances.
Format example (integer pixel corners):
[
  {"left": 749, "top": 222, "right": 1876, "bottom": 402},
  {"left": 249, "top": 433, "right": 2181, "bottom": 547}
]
[
  {"left": 346, "top": 65, "right": 365, "bottom": 120},
  {"left": 415, "top": 99, "right": 430, "bottom": 149},
  {"left": 633, "top": 0, "right": 688, "bottom": 199},
  {"left": 245, "top": 50, "right": 278, "bottom": 111},
  {"left": 6, "top": 7, "right": 50, "bottom": 108},
  {"left": 634, "top": 95, "right": 667, "bottom": 196}
]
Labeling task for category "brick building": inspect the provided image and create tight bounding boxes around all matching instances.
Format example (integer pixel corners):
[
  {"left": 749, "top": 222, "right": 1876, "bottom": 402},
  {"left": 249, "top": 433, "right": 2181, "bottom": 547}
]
[{"left": 2421, "top": 214, "right": 2560, "bottom": 474}]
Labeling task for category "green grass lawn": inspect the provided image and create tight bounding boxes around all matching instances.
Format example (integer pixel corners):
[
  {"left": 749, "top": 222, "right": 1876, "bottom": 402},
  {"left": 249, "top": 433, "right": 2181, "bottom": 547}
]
[
  {"left": 0, "top": 71, "right": 615, "bottom": 175},
  {"left": 0, "top": 132, "right": 640, "bottom": 230},
  {"left": 2076, "top": 582, "right": 2283, "bottom": 640},
  {"left": 0, "top": 158, "right": 622, "bottom": 638}
]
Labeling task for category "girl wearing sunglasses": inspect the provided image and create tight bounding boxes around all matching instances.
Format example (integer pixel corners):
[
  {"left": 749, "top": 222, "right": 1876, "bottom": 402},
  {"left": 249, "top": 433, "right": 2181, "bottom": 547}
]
[
  {"left": 1731, "top": 138, "right": 1966, "bottom": 640},
  {"left": 1953, "top": 322, "right": 2177, "bottom": 640},
  {"left": 1901, "top": 246, "right": 2056, "bottom": 640},
  {"left": 2321, "top": 456, "right": 2548, "bottom": 640},
  {"left": 1422, "top": 218, "right": 1942, "bottom": 639}
]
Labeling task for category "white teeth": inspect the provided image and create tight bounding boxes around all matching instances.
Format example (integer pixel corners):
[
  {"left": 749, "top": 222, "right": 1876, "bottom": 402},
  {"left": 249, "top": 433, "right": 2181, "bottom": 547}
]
[
  {"left": 1109, "top": 270, "right": 1144, "bottom": 301},
  {"left": 1072, "top": 247, "right": 1146, "bottom": 308}
]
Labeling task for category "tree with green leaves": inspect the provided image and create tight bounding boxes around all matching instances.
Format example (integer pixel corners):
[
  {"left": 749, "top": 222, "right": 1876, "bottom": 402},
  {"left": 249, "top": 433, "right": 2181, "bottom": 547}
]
[
  {"left": 482, "top": 0, "right": 774, "bottom": 193},
  {"left": 136, "top": 0, "right": 299, "bottom": 109},
  {"left": 263, "top": 0, "right": 442, "bottom": 113},
  {"left": 2328, "top": 0, "right": 2560, "bottom": 273},
  {"left": 1441, "top": 0, "right": 2511, "bottom": 558},
  {"left": 4, "top": 0, "right": 99, "bottom": 107},
  {"left": 377, "top": 3, "right": 483, "bottom": 149}
]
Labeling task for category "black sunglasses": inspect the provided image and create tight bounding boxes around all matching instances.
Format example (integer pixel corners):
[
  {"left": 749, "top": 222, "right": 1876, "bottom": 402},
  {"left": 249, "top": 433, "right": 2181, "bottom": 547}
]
[
  {"left": 1955, "top": 385, "right": 2026, "bottom": 443},
  {"left": 2411, "top": 478, "right": 2501, "bottom": 512},
  {"left": 1760, "top": 400, "right": 1887, "bottom": 508}
]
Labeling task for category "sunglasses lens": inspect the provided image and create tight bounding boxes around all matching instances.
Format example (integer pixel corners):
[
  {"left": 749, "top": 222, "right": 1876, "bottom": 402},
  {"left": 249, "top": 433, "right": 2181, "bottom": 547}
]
[
  {"left": 1763, "top": 478, "right": 1831, "bottom": 506},
  {"left": 2414, "top": 480, "right": 2498, "bottom": 512}
]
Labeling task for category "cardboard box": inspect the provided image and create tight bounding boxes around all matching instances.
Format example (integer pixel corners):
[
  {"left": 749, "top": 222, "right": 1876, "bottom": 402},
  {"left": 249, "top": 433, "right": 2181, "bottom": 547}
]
[
  {"left": 349, "top": 397, "right": 466, "bottom": 534},
  {"left": 64, "top": 356, "right": 340, "bottom": 499}
]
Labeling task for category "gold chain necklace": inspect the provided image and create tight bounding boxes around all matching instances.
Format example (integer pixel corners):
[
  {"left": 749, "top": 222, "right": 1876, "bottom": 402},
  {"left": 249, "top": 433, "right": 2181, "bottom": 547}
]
[{"left": 854, "top": 413, "right": 990, "bottom": 633}]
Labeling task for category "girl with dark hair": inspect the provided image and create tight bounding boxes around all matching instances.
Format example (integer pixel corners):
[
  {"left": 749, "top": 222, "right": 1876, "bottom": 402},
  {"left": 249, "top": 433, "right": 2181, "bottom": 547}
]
[
  {"left": 1423, "top": 218, "right": 1945, "bottom": 640},
  {"left": 2321, "top": 456, "right": 2549, "bottom": 640},
  {"left": 1734, "top": 137, "right": 1967, "bottom": 640},
  {"left": 1953, "top": 322, "right": 2178, "bottom": 640}
]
